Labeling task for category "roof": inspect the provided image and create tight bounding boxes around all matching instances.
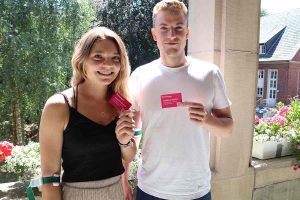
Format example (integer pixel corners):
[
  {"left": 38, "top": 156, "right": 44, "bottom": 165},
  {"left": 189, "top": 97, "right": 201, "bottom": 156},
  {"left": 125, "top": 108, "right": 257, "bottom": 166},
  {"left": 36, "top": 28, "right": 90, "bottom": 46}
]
[{"left": 259, "top": 8, "right": 300, "bottom": 62}]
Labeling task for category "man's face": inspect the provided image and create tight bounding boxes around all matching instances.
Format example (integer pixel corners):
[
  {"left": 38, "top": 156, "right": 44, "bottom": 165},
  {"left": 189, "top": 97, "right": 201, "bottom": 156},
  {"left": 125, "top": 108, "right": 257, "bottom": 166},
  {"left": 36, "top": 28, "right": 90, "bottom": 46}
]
[{"left": 152, "top": 10, "right": 189, "bottom": 57}]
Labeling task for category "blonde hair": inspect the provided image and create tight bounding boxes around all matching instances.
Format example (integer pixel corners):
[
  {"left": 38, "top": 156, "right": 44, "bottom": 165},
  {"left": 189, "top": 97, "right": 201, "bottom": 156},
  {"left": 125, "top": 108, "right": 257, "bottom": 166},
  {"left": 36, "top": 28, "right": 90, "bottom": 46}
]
[
  {"left": 71, "top": 27, "right": 131, "bottom": 99},
  {"left": 152, "top": 0, "right": 188, "bottom": 26}
]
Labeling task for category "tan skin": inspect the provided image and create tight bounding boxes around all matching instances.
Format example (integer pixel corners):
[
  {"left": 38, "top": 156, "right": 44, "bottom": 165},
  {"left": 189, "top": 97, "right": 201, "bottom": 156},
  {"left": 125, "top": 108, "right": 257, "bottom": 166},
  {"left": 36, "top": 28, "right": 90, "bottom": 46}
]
[
  {"left": 121, "top": 9, "right": 234, "bottom": 199},
  {"left": 40, "top": 39, "right": 136, "bottom": 200},
  {"left": 121, "top": 113, "right": 142, "bottom": 200}
]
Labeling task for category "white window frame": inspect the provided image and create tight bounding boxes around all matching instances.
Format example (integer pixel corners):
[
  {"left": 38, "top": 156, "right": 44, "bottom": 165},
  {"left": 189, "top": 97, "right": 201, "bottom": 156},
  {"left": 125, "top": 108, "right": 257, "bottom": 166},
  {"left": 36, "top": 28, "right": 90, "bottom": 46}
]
[
  {"left": 259, "top": 44, "right": 266, "bottom": 54},
  {"left": 267, "top": 69, "right": 278, "bottom": 107},
  {"left": 257, "top": 70, "right": 264, "bottom": 97}
]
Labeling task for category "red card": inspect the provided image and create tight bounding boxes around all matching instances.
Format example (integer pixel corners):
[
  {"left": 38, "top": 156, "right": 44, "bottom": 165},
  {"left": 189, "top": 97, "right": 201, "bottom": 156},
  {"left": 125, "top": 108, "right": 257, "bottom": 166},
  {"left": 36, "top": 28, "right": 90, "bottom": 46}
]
[
  {"left": 160, "top": 93, "right": 182, "bottom": 108},
  {"left": 108, "top": 92, "right": 132, "bottom": 111}
]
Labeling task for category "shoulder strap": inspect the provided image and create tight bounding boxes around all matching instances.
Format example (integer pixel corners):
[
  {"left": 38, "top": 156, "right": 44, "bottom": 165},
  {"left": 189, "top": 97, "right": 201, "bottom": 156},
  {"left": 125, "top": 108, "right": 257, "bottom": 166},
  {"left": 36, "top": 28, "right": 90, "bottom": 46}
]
[
  {"left": 73, "top": 86, "right": 78, "bottom": 110},
  {"left": 57, "top": 93, "right": 71, "bottom": 108}
]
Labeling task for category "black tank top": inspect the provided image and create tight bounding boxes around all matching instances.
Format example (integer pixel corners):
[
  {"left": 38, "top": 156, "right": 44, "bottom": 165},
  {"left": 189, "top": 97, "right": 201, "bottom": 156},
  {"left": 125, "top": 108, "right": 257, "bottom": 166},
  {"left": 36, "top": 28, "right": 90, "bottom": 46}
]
[{"left": 59, "top": 89, "right": 124, "bottom": 182}]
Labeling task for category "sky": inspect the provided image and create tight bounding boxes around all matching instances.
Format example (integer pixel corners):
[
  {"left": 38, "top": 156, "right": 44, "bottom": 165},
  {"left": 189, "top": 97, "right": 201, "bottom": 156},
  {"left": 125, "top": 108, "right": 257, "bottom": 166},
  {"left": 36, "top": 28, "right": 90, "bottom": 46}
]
[{"left": 261, "top": 0, "right": 300, "bottom": 14}]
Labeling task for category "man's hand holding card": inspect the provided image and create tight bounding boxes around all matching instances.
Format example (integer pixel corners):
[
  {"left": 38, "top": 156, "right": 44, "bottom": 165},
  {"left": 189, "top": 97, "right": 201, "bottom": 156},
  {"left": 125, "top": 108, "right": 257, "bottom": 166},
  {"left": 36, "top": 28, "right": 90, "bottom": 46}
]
[{"left": 160, "top": 92, "right": 208, "bottom": 124}]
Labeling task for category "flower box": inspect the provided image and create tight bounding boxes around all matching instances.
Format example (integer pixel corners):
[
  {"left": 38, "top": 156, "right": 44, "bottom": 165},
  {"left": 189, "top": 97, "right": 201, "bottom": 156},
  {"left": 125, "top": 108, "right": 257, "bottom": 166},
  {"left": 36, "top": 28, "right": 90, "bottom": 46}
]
[{"left": 252, "top": 140, "right": 291, "bottom": 159}]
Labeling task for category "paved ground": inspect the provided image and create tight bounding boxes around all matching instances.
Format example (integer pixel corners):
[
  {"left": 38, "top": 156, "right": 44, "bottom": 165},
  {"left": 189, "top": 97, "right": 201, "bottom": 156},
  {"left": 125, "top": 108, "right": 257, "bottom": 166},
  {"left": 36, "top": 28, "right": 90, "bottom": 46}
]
[{"left": 0, "top": 181, "right": 41, "bottom": 200}]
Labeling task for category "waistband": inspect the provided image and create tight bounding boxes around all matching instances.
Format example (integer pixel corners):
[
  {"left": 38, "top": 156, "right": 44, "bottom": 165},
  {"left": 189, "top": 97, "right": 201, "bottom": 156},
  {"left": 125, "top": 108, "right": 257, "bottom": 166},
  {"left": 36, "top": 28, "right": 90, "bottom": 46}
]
[{"left": 63, "top": 175, "right": 120, "bottom": 189}]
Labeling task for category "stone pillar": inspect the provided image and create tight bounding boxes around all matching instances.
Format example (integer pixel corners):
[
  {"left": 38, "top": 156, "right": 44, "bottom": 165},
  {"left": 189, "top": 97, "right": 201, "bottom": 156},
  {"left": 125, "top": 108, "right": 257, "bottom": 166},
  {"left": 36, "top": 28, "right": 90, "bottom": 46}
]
[{"left": 188, "top": 0, "right": 260, "bottom": 199}]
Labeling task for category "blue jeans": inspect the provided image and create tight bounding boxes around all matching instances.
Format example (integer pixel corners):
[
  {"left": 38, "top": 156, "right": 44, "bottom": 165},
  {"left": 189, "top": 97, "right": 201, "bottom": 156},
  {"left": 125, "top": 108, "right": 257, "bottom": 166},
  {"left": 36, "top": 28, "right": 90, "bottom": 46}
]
[{"left": 136, "top": 187, "right": 211, "bottom": 200}]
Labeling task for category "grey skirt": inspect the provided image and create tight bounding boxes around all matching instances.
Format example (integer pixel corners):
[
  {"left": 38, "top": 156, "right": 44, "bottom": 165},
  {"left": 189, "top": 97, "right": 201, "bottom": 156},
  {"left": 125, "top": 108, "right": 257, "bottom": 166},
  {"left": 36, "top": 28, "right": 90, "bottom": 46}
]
[{"left": 62, "top": 175, "right": 124, "bottom": 200}]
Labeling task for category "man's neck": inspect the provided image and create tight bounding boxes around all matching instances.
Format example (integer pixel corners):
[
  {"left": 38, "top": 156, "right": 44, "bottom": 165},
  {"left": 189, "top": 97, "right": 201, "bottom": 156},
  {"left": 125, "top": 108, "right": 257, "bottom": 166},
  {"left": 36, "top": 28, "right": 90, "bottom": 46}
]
[{"left": 160, "top": 54, "right": 187, "bottom": 68}]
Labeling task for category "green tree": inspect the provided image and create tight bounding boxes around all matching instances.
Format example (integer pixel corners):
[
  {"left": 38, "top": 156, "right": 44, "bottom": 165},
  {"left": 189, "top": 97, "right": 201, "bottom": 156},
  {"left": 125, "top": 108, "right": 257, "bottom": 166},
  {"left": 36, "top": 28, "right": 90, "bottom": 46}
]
[
  {"left": 261, "top": 8, "right": 269, "bottom": 17},
  {"left": 0, "top": 0, "right": 96, "bottom": 144}
]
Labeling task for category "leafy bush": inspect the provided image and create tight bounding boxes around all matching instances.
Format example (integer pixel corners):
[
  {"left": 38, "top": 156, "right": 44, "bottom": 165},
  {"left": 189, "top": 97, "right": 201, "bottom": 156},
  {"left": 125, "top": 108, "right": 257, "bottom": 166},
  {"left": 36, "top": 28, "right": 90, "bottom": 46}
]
[
  {"left": 1, "top": 142, "right": 40, "bottom": 181},
  {"left": 254, "top": 98, "right": 300, "bottom": 170},
  {"left": 128, "top": 150, "right": 141, "bottom": 189},
  {"left": 287, "top": 98, "right": 300, "bottom": 170}
]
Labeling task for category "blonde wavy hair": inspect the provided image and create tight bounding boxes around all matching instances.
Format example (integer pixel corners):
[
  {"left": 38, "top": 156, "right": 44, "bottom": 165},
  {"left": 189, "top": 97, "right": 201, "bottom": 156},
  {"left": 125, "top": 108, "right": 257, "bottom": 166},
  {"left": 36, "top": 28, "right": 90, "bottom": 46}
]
[
  {"left": 152, "top": 0, "right": 188, "bottom": 26},
  {"left": 71, "top": 27, "right": 131, "bottom": 100}
]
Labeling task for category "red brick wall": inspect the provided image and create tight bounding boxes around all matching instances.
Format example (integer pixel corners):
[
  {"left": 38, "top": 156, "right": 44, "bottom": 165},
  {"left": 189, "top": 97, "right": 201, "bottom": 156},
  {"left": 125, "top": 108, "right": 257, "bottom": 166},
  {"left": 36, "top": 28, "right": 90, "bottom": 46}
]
[
  {"left": 292, "top": 49, "right": 300, "bottom": 61},
  {"left": 288, "top": 63, "right": 300, "bottom": 100},
  {"left": 257, "top": 62, "right": 289, "bottom": 105}
]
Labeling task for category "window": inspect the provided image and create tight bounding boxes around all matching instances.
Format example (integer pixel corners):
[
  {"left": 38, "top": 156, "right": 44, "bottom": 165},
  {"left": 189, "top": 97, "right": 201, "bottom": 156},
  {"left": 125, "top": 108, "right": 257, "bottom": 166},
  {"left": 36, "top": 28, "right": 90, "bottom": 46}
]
[
  {"left": 267, "top": 69, "right": 278, "bottom": 106},
  {"left": 257, "top": 70, "right": 264, "bottom": 97},
  {"left": 257, "top": 88, "right": 263, "bottom": 96},
  {"left": 258, "top": 70, "right": 264, "bottom": 78},
  {"left": 259, "top": 44, "right": 266, "bottom": 54}
]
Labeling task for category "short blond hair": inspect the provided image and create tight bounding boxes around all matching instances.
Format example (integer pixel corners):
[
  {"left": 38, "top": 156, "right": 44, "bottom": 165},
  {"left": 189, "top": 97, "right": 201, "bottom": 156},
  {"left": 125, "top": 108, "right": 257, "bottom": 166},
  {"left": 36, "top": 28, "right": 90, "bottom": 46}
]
[
  {"left": 152, "top": 0, "right": 188, "bottom": 26},
  {"left": 71, "top": 27, "right": 131, "bottom": 99}
]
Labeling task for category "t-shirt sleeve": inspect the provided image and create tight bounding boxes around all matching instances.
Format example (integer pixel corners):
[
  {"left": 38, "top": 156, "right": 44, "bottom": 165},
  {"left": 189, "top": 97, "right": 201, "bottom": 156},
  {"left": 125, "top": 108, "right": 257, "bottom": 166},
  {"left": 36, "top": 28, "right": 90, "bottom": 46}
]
[
  {"left": 212, "top": 68, "right": 232, "bottom": 109},
  {"left": 129, "top": 70, "right": 141, "bottom": 111}
]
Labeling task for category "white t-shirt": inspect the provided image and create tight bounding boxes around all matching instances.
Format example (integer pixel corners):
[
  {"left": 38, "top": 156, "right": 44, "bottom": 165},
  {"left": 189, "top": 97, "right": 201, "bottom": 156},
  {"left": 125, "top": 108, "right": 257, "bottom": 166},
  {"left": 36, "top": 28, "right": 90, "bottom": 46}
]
[{"left": 129, "top": 57, "right": 231, "bottom": 199}]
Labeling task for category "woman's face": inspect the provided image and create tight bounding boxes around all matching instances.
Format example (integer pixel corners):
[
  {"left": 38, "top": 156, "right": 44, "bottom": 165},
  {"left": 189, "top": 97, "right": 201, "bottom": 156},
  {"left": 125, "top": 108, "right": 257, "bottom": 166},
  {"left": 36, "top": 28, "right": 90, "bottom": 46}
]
[{"left": 85, "top": 38, "right": 121, "bottom": 86}]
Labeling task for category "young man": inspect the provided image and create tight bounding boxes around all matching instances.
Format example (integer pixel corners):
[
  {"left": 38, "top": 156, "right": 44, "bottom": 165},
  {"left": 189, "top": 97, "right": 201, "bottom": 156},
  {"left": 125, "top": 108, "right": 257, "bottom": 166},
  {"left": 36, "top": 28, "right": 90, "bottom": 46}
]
[{"left": 123, "top": 0, "right": 233, "bottom": 199}]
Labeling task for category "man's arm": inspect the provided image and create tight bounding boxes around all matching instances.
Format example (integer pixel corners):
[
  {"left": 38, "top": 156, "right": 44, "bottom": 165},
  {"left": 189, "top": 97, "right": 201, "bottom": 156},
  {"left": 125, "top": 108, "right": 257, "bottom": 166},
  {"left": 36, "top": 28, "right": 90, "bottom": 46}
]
[
  {"left": 180, "top": 102, "right": 233, "bottom": 137},
  {"left": 203, "top": 107, "right": 233, "bottom": 137}
]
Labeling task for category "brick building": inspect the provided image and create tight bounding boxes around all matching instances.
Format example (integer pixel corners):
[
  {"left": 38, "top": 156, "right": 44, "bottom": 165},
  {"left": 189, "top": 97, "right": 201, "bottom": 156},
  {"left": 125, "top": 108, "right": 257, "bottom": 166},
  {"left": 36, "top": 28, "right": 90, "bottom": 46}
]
[{"left": 257, "top": 9, "right": 300, "bottom": 106}]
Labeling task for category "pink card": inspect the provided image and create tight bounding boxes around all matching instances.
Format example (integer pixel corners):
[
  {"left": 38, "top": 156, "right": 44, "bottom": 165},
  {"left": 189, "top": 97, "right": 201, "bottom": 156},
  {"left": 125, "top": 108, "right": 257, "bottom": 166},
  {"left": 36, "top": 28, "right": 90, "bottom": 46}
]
[
  {"left": 160, "top": 93, "right": 182, "bottom": 108},
  {"left": 108, "top": 92, "right": 132, "bottom": 111}
]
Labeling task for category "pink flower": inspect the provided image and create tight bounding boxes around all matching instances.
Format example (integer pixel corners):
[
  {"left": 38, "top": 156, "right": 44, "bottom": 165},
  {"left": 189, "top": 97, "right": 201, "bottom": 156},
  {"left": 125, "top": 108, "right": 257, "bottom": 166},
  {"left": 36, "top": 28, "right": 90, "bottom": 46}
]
[
  {"left": 254, "top": 115, "right": 260, "bottom": 124},
  {"left": 278, "top": 106, "right": 291, "bottom": 116},
  {"left": 263, "top": 115, "right": 287, "bottom": 126},
  {"left": 263, "top": 117, "right": 272, "bottom": 124},
  {"left": 296, "top": 144, "right": 300, "bottom": 150},
  {"left": 293, "top": 167, "right": 298, "bottom": 171}
]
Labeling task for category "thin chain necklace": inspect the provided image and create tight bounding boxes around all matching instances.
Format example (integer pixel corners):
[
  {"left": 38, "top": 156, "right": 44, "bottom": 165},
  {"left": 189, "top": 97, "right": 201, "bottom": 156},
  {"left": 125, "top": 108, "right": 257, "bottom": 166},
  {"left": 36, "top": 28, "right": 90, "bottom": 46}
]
[{"left": 99, "top": 102, "right": 116, "bottom": 120}]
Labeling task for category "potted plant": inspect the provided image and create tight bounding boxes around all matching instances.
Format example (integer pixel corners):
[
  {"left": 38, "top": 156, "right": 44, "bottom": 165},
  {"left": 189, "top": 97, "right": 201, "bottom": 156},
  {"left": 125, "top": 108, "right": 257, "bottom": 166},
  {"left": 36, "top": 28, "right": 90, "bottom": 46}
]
[{"left": 253, "top": 102, "right": 294, "bottom": 159}]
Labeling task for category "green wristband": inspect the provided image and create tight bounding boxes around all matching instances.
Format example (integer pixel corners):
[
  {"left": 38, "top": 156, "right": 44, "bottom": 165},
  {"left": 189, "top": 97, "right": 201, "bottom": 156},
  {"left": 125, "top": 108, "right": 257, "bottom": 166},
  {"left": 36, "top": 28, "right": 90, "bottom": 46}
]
[
  {"left": 134, "top": 130, "right": 142, "bottom": 136},
  {"left": 26, "top": 175, "right": 60, "bottom": 200}
]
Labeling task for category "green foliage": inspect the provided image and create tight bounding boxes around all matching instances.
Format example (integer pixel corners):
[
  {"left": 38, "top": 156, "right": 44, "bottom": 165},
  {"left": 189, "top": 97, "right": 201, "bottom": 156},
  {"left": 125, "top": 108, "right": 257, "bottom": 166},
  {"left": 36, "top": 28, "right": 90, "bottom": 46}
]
[
  {"left": 1, "top": 142, "right": 40, "bottom": 181},
  {"left": 277, "top": 101, "right": 285, "bottom": 109},
  {"left": 261, "top": 8, "right": 269, "bottom": 17},
  {"left": 128, "top": 150, "right": 141, "bottom": 189},
  {"left": 291, "top": 135, "right": 300, "bottom": 167},
  {"left": 0, "top": 0, "right": 96, "bottom": 144},
  {"left": 287, "top": 98, "right": 300, "bottom": 168},
  {"left": 287, "top": 98, "right": 300, "bottom": 126}
]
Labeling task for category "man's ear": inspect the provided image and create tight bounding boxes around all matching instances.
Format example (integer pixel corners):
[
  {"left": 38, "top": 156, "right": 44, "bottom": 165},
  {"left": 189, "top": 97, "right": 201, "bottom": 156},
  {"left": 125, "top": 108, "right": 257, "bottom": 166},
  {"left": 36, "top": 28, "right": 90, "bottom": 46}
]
[
  {"left": 186, "top": 27, "right": 190, "bottom": 40},
  {"left": 151, "top": 28, "right": 157, "bottom": 41}
]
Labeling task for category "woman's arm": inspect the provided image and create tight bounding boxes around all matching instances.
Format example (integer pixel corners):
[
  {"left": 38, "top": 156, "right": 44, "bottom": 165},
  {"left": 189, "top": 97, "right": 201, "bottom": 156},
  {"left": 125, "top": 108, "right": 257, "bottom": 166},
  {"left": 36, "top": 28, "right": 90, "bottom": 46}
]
[
  {"left": 121, "top": 111, "right": 142, "bottom": 200},
  {"left": 39, "top": 94, "right": 67, "bottom": 200},
  {"left": 115, "top": 110, "right": 137, "bottom": 162}
]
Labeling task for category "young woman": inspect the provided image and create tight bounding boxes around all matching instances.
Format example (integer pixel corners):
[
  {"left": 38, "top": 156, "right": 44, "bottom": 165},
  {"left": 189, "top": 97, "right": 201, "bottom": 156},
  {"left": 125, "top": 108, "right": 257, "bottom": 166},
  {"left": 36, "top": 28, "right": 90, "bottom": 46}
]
[{"left": 39, "top": 27, "right": 137, "bottom": 200}]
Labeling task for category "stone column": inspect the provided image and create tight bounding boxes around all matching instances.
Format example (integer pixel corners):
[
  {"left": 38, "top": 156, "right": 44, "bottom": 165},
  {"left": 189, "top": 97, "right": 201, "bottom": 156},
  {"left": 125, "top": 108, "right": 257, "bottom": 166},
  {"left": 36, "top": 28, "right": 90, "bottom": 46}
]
[{"left": 188, "top": 0, "right": 260, "bottom": 199}]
